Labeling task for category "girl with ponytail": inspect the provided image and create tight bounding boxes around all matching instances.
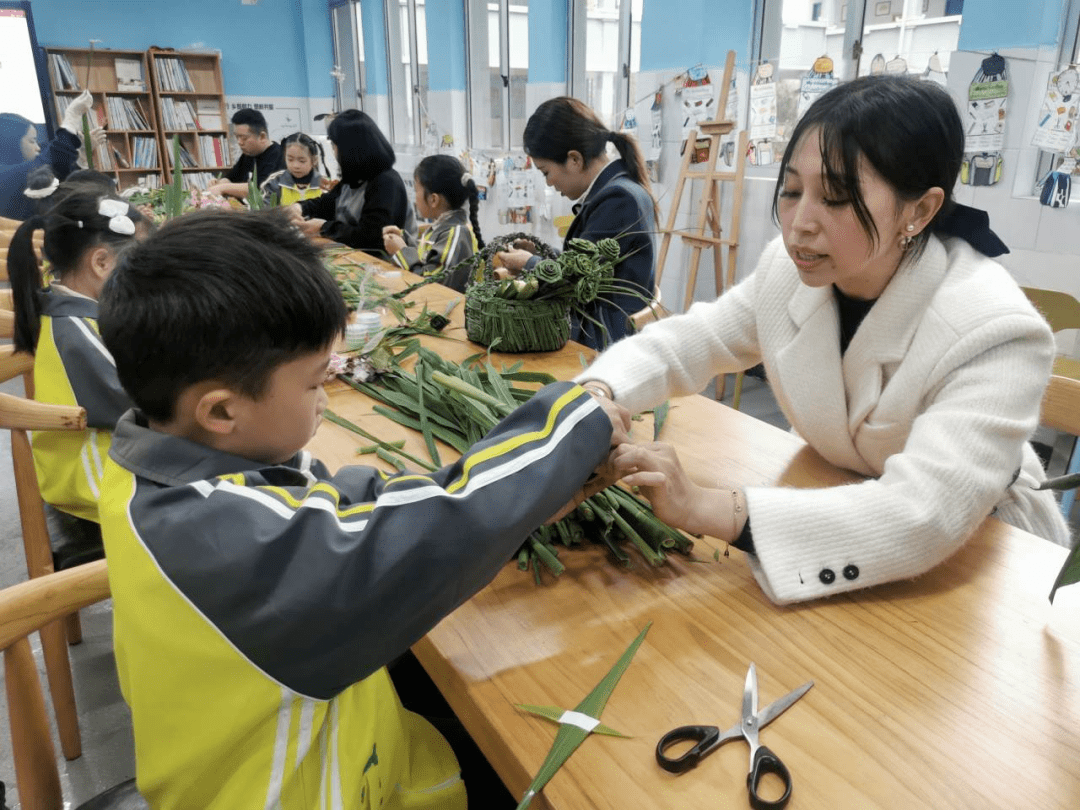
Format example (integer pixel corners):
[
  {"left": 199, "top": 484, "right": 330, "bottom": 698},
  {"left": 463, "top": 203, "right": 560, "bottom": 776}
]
[
  {"left": 8, "top": 188, "right": 148, "bottom": 523},
  {"left": 498, "top": 96, "right": 658, "bottom": 348},
  {"left": 382, "top": 154, "right": 484, "bottom": 292}
]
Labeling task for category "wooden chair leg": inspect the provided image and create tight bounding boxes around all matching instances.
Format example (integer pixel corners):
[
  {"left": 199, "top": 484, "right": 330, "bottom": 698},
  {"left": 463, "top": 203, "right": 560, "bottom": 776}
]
[
  {"left": 39, "top": 618, "right": 82, "bottom": 760},
  {"left": 714, "top": 374, "right": 727, "bottom": 401},
  {"left": 7, "top": 638, "right": 64, "bottom": 809},
  {"left": 65, "top": 610, "right": 83, "bottom": 645}
]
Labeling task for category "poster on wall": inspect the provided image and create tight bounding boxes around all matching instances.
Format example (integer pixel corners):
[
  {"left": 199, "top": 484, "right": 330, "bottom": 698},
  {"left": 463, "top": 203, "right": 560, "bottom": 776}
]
[
  {"left": 680, "top": 65, "right": 715, "bottom": 165},
  {"left": 1031, "top": 67, "right": 1080, "bottom": 154},
  {"left": 647, "top": 88, "right": 662, "bottom": 181},
  {"left": 749, "top": 62, "right": 777, "bottom": 141},
  {"left": 797, "top": 56, "right": 838, "bottom": 121},
  {"left": 965, "top": 54, "right": 1008, "bottom": 154}
]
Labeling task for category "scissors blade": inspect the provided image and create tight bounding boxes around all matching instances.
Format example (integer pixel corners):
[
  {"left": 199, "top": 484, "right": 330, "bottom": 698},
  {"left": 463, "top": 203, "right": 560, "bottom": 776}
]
[
  {"left": 756, "top": 680, "right": 814, "bottom": 729},
  {"left": 741, "top": 663, "right": 759, "bottom": 734}
]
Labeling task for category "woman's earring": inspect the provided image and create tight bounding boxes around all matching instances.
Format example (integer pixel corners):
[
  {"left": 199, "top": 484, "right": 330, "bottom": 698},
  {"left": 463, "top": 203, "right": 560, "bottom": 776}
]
[{"left": 899, "top": 223, "right": 916, "bottom": 251}]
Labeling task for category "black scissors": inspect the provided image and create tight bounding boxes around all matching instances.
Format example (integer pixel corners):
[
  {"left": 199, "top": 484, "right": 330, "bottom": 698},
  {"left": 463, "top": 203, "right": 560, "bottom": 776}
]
[{"left": 655, "top": 664, "right": 813, "bottom": 810}]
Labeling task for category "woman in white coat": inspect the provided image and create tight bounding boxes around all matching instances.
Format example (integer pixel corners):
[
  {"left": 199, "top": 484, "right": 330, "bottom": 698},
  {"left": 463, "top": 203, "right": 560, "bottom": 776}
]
[{"left": 578, "top": 75, "right": 1070, "bottom": 604}]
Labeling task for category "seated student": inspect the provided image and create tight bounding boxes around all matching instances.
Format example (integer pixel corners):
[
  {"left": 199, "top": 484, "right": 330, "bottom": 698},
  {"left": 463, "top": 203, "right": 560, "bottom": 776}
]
[
  {"left": 7, "top": 189, "right": 148, "bottom": 525},
  {"left": 24, "top": 167, "right": 117, "bottom": 215},
  {"left": 382, "top": 154, "right": 484, "bottom": 292},
  {"left": 260, "top": 131, "right": 328, "bottom": 207},
  {"left": 0, "top": 90, "right": 95, "bottom": 220},
  {"left": 96, "top": 208, "right": 628, "bottom": 809},
  {"left": 287, "top": 109, "right": 415, "bottom": 253},
  {"left": 206, "top": 108, "right": 285, "bottom": 199}
]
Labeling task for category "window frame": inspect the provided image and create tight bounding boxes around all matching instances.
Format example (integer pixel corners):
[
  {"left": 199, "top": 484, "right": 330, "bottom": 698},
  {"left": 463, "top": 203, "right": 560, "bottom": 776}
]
[{"left": 568, "top": 0, "right": 638, "bottom": 128}]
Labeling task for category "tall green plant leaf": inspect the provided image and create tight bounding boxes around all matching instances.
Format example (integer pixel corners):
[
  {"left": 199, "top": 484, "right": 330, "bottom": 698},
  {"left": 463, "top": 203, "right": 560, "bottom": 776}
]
[
  {"left": 164, "top": 135, "right": 185, "bottom": 220},
  {"left": 513, "top": 622, "right": 650, "bottom": 809},
  {"left": 1050, "top": 542, "right": 1080, "bottom": 603}
]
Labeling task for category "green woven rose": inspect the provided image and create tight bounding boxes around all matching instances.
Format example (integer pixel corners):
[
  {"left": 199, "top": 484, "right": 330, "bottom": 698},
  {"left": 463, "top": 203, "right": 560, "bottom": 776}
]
[
  {"left": 575, "top": 275, "right": 601, "bottom": 303},
  {"left": 533, "top": 258, "right": 564, "bottom": 284},
  {"left": 597, "top": 238, "right": 621, "bottom": 260}
]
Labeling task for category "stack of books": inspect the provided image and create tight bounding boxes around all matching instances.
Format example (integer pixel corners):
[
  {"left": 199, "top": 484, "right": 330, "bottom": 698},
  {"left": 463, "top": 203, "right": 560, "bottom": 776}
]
[
  {"left": 48, "top": 53, "right": 80, "bottom": 90},
  {"left": 184, "top": 172, "right": 217, "bottom": 191},
  {"left": 160, "top": 98, "right": 199, "bottom": 130},
  {"left": 154, "top": 57, "right": 195, "bottom": 92},
  {"left": 197, "top": 134, "right": 231, "bottom": 168},
  {"left": 105, "top": 96, "right": 152, "bottom": 130},
  {"left": 131, "top": 136, "right": 158, "bottom": 169}
]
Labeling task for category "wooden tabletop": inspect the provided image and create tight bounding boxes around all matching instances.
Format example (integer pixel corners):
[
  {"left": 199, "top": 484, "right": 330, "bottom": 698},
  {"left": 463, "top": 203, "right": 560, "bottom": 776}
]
[{"left": 311, "top": 252, "right": 1080, "bottom": 809}]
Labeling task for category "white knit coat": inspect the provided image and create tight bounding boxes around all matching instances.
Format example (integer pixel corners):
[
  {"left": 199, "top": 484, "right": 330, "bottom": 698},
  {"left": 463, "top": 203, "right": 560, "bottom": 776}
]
[{"left": 579, "top": 234, "right": 1071, "bottom": 603}]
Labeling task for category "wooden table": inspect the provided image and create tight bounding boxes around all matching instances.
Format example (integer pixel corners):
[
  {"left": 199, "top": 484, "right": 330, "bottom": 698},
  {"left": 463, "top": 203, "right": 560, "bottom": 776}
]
[{"left": 311, "top": 253, "right": 1080, "bottom": 809}]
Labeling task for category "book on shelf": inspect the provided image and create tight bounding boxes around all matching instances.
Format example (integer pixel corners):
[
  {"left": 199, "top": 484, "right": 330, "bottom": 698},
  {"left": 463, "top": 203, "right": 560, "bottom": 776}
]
[
  {"left": 195, "top": 98, "right": 222, "bottom": 130},
  {"left": 48, "top": 52, "right": 80, "bottom": 91},
  {"left": 131, "top": 136, "right": 158, "bottom": 169},
  {"left": 197, "top": 134, "right": 230, "bottom": 168},
  {"left": 160, "top": 97, "right": 199, "bottom": 130},
  {"left": 114, "top": 57, "right": 146, "bottom": 91},
  {"left": 105, "top": 96, "right": 151, "bottom": 131},
  {"left": 154, "top": 56, "right": 195, "bottom": 92},
  {"left": 185, "top": 172, "right": 217, "bottom": 192}
]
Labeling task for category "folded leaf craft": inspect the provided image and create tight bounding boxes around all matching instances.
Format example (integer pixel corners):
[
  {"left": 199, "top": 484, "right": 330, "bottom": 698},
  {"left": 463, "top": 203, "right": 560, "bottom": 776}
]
[{"left": 513, "top": 622, "right": 651, "bottom": 809}]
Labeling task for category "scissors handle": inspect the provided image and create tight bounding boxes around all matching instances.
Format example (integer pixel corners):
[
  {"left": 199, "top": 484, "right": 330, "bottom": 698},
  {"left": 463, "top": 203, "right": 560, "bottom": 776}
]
[
  {"left": 747, "top": 744, "right": 793, "bottom": 810},
  {"left": 655, "top": 725, "right": 721, "bottom": 773}
]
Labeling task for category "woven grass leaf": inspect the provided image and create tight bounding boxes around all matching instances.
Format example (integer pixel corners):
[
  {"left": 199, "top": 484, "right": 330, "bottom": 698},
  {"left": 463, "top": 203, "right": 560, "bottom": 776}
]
[
  {"left": 415, "top": 358, "right": 441, "bottom": 467},
  {"left": 652, "top": 401, "right": 670, "bottom": 441},
  {"left": 515, "top": 622, "right": 651, "bottom": 809},
  {"left": 515, "top": 705, "right": 628, "bottom": 738},
  {"left": 1050, "top": 541, "right": 1080, "bottom": 603}
]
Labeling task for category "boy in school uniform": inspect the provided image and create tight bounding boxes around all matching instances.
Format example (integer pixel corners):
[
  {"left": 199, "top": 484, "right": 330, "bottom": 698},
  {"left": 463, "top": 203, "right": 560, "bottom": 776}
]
[
  {"left": 96, "top": 208, "right": 628, "bottom": 809},
  {"left": 207, "top": 108, "right": 285, "bottom": 199}
]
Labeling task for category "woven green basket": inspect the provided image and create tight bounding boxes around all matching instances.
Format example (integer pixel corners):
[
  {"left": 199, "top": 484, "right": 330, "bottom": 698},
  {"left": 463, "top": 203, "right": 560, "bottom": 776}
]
[{"left": 464, "top": 292, "right": 571, "bottom": 353}]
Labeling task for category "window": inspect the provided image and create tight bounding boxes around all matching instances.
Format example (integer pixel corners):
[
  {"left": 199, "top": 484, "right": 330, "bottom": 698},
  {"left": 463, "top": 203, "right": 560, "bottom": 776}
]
[
  {"left": 570, "top": 0, "right": 641, "bottom": 129},
  {"left": 755, "top": 0, "right": 963, "bottom": 154},
  {"left": 330, "top": 1, "right": 364, "bottom": 113},
  {"left": 387, "top": 0, "right": 429, "bottom": 147},
  {"left": 464, "top": 0, "right": 529, "bottom": 150}
]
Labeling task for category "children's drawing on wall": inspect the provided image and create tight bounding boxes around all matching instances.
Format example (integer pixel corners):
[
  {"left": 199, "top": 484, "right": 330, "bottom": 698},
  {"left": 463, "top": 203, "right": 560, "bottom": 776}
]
[
  {"left": 500, "top": 154, "right": 536, "bottom": 225},
  {"left": 680, "top": 65, "right": 715, "bottom": 165},
  {"left": 797, "top": 56, "right": 838, "bottom": 121},
  {"left": 962, "top": 53, "right": 1008, "bottom": 187},
  {"left": 749, "top": 61, "right": 777, "bottom": 165},
  {"left": 621, "top": 108, "right": 638, "bottom": 142},
  {"left": 647, "top": 88, "right": 663, "bottom": 181},
  {"left": 1032, "top": 66, "right": 1079, "bottom": 154}
]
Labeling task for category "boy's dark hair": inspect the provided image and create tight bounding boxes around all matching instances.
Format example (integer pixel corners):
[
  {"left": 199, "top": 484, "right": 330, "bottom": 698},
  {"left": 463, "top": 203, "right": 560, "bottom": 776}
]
[
  {"left": 231, "top": 108, "right": 269, "bottom": 136},
  {"left": 772, "top": 74, "right": 964, "bottom": 257},
  {"left": 327, "top": 109, "right": 395, "bottom": 185},
  {"left": 414, "top": 154, "right": 485, "bottom": 249},
  {"left": 8, "top": 191, "right": 147, "bottom": 353},
  {"left": 99, "top": 209, "right": 348, "bottom": 422}
]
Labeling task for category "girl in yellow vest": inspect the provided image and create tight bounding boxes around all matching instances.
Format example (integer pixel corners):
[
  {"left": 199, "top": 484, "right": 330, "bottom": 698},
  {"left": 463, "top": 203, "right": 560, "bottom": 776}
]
[
  {"left": 261, "top": 132, "right": 329, "bottom": 207},
  {"left": 7, "top": 189, "right": 149, "bottom": 524}
]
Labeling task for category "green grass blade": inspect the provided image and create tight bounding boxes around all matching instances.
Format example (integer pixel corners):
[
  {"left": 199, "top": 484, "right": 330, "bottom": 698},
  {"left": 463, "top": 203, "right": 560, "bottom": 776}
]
[
  {"left": 652, "top": 400, "right": 670, "bottom": 441},
  {"left": 415, "top": 358, "right": 441, "bottom": 467},
  {"left": 1050, "top": 542, "right": 1080, "bottom": 603}
]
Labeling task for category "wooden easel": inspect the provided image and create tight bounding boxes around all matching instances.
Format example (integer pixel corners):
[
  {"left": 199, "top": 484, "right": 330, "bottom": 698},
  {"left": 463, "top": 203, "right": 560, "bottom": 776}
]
[{"left": 655, "top": 50, "right": 749, "bottom": 403}]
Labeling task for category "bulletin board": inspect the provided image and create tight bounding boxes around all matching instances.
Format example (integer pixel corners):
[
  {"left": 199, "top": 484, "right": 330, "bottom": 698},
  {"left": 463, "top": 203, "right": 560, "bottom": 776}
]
[{"left": 0, "top": 1, "right": 54, "bottom": 135}]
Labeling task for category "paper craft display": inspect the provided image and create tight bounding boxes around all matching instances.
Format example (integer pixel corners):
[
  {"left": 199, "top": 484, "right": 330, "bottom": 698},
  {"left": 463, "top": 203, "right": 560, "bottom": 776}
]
[
  {"left": 749, "top": 62, "right": 777, "bottom": 141},
  {"left": 1032, "top": 67, "right": 1080, "bottom": 153},
  {"left": 680, "top": 65, "right": 715, "bottom": 164},
  {"left": 885, "top": 56, "right": 908, "bottom": 75},
  {"left": 870, "top": 53, "right": 887, "bottom": 75},
  {"left": 720, "top": 75, "right": 738, "bottom": 167},
  {"left": 1039, "top": 158, "right": 1075, "bottom": 208},
  {"left": 647, "top": 88, "right": 663, "bottom": 181},
  {"left": 797, "top": 56, "right": 839, "bottom": 120},
  {"left": 966, "top": 54, "right": 1008, "bottom": 153},
  {"left": 922, "top": 52, "right": 948, "bottom": 87}
]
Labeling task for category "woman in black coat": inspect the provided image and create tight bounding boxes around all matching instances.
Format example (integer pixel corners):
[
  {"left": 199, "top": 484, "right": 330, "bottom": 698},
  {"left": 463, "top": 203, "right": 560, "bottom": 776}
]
[{"left": 288, "top": 110, "right": 414, "bottom": 253}]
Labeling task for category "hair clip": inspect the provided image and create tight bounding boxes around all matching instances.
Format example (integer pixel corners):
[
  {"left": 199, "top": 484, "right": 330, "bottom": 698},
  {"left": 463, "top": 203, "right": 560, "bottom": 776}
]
[
  {"left": 461, "top": 172, "right": 473, "bottom": 186},
  {"left": 24, "top": 178, "right": 60, "bottom": 199},
  {"left": 98, "top": 198, "right": 136, "bottom": 236}
]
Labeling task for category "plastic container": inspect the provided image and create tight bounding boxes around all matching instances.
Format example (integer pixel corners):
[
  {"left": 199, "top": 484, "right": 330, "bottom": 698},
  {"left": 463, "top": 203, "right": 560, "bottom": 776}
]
[{"left": 345, "top": 311, "right": 383, "bottom": 350}]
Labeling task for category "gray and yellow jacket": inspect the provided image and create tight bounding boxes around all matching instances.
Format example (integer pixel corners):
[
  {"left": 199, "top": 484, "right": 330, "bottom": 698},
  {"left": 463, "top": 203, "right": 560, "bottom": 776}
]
[
  {"left": 260, "top": 168, "right": 326, "bottom": 208},
  {"left": 100, "top": 381, "right": 611, "bottom": 809},
  {"left": 32, "top": 287, "right": 132, "bottom": 522},
  {"left": 390, "top": 208, "right": 479, "bottom": 292}
]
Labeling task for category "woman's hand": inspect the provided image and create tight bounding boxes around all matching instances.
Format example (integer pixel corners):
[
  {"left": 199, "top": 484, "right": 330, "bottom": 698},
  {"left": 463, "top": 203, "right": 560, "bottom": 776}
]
[
  {"left": 383, "top": 232, "right": 406, "bottom": 255},
  {"left": 298, "top": 218, "right": 326, "bottom": 236},
  {"left": 610, "top": 443, "right": 733, "bottom": 540},
  {"left": 512, "top": 239, "right": 538, "bottom": 254},
  {"left": 496, "top": 249, "right": 533, "bottom": 273}
]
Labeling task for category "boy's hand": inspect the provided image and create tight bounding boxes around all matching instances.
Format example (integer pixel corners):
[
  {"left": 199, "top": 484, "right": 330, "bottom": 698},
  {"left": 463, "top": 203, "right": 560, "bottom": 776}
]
[
  {"left": 544, "top": 448, "right": 622, "bottom": 524},
  {"left": 589, "top": 391, "right": 631, "bottom": 447},
  {"left": 383, "top": 232, "right": 406, "bottom": 255}
]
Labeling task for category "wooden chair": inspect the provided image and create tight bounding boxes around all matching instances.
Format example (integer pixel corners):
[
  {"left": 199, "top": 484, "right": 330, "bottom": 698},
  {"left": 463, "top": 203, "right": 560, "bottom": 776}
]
[
  {"left": 0, "top": 218, "right": 45, "bottom": 282},
  {"left": 0, "top": 560, "right": 147, "bottom": 809},
  {"left": 1023, "top": 287, "right": 1080, "bottom": 515}
]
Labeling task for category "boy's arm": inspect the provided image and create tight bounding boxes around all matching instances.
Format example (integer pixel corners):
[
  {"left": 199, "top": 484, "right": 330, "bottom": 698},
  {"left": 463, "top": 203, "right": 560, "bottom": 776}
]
[{"left": 138, "top": 382, "right": 613, "bottom": 700}]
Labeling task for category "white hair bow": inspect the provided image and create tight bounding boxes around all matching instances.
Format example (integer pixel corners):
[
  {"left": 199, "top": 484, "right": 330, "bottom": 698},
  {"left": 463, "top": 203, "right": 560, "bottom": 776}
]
[{"left": 98, "top": 198, "right": 136, "bottom": 236}]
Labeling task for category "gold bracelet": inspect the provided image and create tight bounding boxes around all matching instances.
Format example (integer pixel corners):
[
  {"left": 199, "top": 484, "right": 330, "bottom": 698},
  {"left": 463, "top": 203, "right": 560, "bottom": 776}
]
[
  {"left": 582, "top": 382, "right": 613, "bottom": 400},
  {"left": 730, "top": 488, "right": 744, "bottom": 541}
]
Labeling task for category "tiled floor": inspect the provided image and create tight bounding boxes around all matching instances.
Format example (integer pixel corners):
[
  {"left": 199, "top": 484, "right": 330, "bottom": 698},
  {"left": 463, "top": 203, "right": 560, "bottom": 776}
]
[{"left": 0, "top": 371, "right": 1076, "bottom": 806}]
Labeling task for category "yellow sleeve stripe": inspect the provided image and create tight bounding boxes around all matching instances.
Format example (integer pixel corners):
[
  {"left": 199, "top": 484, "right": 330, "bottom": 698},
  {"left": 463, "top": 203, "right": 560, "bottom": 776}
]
[
  {"left": 445, "top": 386, "right": 587, "bottom": 495},
  {"left": 438, "top": 226, "right": 461, "bottom": 268},
  {"left": 259, "top": 482, "right": 376, "bottom": 518},
  {"left": 384, "top": 474, "right": 434, "bottom": 487}
]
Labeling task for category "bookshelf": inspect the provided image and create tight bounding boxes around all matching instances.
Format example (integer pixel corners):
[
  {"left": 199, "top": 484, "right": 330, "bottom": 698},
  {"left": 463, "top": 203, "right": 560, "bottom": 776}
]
[
  {"left": 45, "top": 47, "right": 163, "bottom": 191},
  {"left": 147, "top": 49, "right": 232, "bottom": 192}
]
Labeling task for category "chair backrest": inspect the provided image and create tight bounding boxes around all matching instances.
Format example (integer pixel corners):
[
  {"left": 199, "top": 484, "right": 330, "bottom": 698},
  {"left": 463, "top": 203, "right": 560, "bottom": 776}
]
[
  {"left": 1, "top": 217, "right": 45, "bottom": 282},
  {"left": 1022, "top": 287, "right": 1080, "bottom": 334},
  {"left": 0, "top": 559, "right": 109, "bottom": 808},
  {"left": 1041, "top": 373, "right": 1080, "bottom": 437}
]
